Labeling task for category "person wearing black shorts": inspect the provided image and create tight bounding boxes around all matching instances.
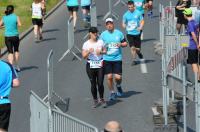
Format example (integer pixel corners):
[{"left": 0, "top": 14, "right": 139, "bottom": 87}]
[
  {"left": 0, "top": 60, "right": 20, "bottom": 132},
  {"left": 122, "top": 1, "right": 144, "bottom": 65},
  {"left": 66, "top": 0, "right": 79, "bottom": 29},
  {"left": 81, "top": 0, "right": 91, "bottom": 28},
  {"left": 175, "top": 0, "right": 191, "bottom": 34},
  {"left": 0, "top": 5, "right": 21, "bottom": 71}
]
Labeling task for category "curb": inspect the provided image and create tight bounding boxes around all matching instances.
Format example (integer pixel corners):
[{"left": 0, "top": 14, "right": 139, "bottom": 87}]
[{"left": 0, "top": 0, "right": 65, "bottom": 58}]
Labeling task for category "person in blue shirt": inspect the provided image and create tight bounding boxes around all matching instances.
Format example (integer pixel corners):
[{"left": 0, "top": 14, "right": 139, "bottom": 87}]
[
  {"left": 100, "top": 18, "right": 127, "bottom": 101},
  {"left": 0, "top": 60, "right": 20, "bottom": 132},
  {"left": 81, "top": 0, "right": 91, "bottom": 28},
  {"left": 133, "top": 0, "right": 145, "bottom": 16},
  {"left": 122, "top": 1, "right": 144, "bottom": 65},
  {"left": 0, "top": 5, "right": 21, "bottom": 72},
  {"left": 183, "top": 8, "right": 200, "bottom": 80},
  {"left": 66, "top": 0, "right": 79, "bottom": 29}
]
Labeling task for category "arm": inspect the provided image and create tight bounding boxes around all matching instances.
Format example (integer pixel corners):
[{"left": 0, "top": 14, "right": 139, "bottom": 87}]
[
  {"left": 82, "top": 49, "right": 90, "bottom": 59},
  {"left": 0, "top": 19, "right": 4, "bottom": 29},
  {"left": 191, "top": 32, "right": 199, "bottom": 47},
  {"left": 122, "top": 15, "right": 126, "bottom": 29},
  {"left": 13, "top": 78, "right": 20, "bottom": 88},
  {"left": 138, "top": 19, "right": 145, "bottom": 31},
  {"left": 17, "top": 16, "right": 22, "bottom": 27}
]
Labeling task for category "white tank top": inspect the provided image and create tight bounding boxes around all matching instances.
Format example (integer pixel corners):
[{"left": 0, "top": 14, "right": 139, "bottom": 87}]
[{"left": 32, "top": 3, "right": 42, "bottom": 19}]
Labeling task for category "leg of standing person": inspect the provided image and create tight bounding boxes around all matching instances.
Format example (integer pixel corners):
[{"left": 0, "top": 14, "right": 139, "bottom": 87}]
[
  {"left": 113, "top": 61, "right": 123, "bottom": 96},
  {"left": 72, "top": 7, "right": 78, "bottom": 28}
]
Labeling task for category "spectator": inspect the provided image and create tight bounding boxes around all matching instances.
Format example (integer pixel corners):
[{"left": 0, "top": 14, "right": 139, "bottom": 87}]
[
  {"left": 175, "top": 0, "right": 191, "bottom": 34},
  {"left": 0, "top": 5, "right": 21, "bottom": 71},
  {"left": 81, "top": 0, "right": 91, "bottom": 28},
  {"left": 103, "top": 121, "right": 123, "bottom": 132},
  {"left": 0, "top": 60, "right": 20, "bottom": 132},
  {"left": 183, "top": 8, "right": 200, "bottom": 80}
]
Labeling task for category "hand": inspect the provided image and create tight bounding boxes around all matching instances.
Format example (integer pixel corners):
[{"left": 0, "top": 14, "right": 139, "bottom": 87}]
[
  {"left": 88, "top": 48, "right": 94, "bottom": 53},
  {"left": 137, "top": 27, "right": 142, "bottom": 31},
  {"left": 116, "top": 43, "right": 121, "bottom": 47},
  {"left": 95, "top": 48, "right": 101, "bottom": 55}
]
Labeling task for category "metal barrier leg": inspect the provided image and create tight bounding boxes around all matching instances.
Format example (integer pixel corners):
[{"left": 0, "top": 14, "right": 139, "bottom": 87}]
[
  {"left": 72, "top": 51, "right": 82, "bottom": 61},
  {"left": 59, "top": 49, "right": 71, "bottom": 62},
  {"left": 114, "top": 0, "right": 126, "bottom": 7}
]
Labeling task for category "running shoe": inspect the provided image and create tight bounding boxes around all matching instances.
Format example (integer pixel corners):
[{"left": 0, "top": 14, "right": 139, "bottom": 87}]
[
  {"left": 92, "top": 99, "right": 99, "bottom": 108},
  {"left": 39, "top": 35, "right": 43, "bottom": 40},
  {"left": 15, "top": 65, "right": 21, "bottom": 72},
  {"left": 109, "top": 93, "right": 116, "bottom": 101},
  {"left": 99, "top": 98, "right": 107, "bottom": 108},
  {"left": 116, "top": 86, "right": 123, "bottom": 97}
]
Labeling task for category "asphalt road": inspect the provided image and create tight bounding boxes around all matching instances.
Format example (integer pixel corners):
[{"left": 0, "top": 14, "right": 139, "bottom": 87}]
[{"left": 4, "top": 0, "right": 195, "bottom": 132}]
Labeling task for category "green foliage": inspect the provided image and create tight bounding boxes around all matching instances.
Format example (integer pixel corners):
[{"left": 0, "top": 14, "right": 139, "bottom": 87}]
[{"left": 0, "top": 0, "right": 60, "bottom": 48}]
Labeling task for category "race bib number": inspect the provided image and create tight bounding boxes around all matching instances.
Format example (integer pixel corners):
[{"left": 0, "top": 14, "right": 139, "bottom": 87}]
[
  {"left": 107, "top": 43, "right": 119, "bottom": 55},
  {"left": 135, "top": 2, "right": 142, "bottom": 7},
  {"left": 90, "top": 60, "right": 103, "bottom": 68},
  {"left": 127, "top": 21, "right": 138, "bottom": 31}
]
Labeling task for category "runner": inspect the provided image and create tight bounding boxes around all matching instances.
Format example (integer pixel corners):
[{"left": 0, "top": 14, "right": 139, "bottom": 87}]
[
  {"left": 31, "top": 0, "right": 45, "bottom": 42},
  {"left": 133, "top": 0, "right": 145, "bottom": 39},
  {"left": 81, "top": 0, "right": 91, "bottom": 28},
  {"left": 0, "top": 60, "right": 20, "bottom": 132},
  {"left": 122, "top": 1, "right": 144, "bottom": 66},
  {"left": 0, "top": 5, "right": 22, "bottom": 71},
  {"left": 82, "top": 27, "right": 107, "bottom": 108},
  {"left": 145, "top": 0, "right": 153, "bottom": 18},
  {"left": 66, "top": 0, "right": 79, "bottom": 30},
  {"left": 183, "top": 8, "right": 200, "bottom": 80},
  {"left": 100, "top": 18, "right": 127, "bottom": 100}
]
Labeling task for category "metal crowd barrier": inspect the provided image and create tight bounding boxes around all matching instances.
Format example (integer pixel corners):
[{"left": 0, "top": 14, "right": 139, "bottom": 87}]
[
  {"left": 103, "top": 0, "right": 119, "bottom": 20},
  {"left": 160, "top": 3, "right": 200, "bottom": 132},
  {"left": 30, "top": 50, "right": 99, "bottom": 132},
  {"left": 59, "top": 17, "right": 81, "bottom": 62},
  {"left": 114, "top": 0, "right": 126, "bottom": 7}
]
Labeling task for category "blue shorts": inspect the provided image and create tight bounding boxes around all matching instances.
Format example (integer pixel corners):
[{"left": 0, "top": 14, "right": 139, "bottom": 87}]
[{"left": 103, "top": 61, "right": 122, "bottom": 75}]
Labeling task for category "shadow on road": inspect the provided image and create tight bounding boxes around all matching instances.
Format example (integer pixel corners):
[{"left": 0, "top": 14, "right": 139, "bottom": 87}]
[
  {"left": 107, "top": 99, "right": 123, "bottom": 107},
  {"left": 20, "top": 66, "right": 39, "bottom": 72},
  {"left": 120, "top": 90, "right": 142, "bottom": 98},
  {"left": 42, "top": 29, "right": 59, "bottom": 33},
  {"left": 142, "top": 38, "right": 156, "bottom": 43},
  {"left": 40, "top": 37, "right": 56, "bottom": 42}
]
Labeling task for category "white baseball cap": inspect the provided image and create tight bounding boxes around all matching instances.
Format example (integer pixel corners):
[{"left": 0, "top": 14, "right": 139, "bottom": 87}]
[{"left": 105, "top": 18, "right": 114, "bottom": 23}]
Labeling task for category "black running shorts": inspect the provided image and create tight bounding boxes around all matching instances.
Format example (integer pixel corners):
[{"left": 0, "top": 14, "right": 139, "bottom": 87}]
[
  {"left": 187, "top": 49, "right": 200, "bottom": 64},
  {"left": 5, "top": 36, "right": 20, "bottom": 53},
  {"left": 0, "top": 103, "right": 11, "bottom": 131},
  {"left": 81, "top": 5, "right": 90, "bottom": 10},
  {"left": 32, "top": 18, "right": 43, "bottom": 26},
  {"left": 104, "top": 61, "right": 122, "bottom": 75},
  {"left": 126, "top": 34, "right": 141, "bottom": 48},
  {"left": 67, "top": 6, "right": 79, "bottom": 12}
]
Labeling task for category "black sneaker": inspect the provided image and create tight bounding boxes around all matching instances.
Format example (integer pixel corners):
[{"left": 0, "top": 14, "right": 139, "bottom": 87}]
[
  {"left": 116, "top": 86, "right": 123, "bottom": 97},
  {"left": 131, "top": 61, "right": 137, "bottom": 66}
]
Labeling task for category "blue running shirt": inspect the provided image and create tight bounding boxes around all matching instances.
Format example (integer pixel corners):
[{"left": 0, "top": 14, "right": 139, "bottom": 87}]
[
  {"left": 66, "top": 0, "right": 79, "bottom": 6},
  {"left": 81, "top": 0, "right": 91, "bottom": 6},
  {"left": 133, "top": 0, "right": 145, "bottom": 14},
  {"left": 0, "top": 61, "right": 18, "bottom": 104},
  {"left": 123, "top": 10, "right": 143, "bottom": 35},
  {"left": 3, "top": 14, "right": 19, "bottom": 37},
  {"left": 100, "top": 29, "right": 125, "bottom": 61}
]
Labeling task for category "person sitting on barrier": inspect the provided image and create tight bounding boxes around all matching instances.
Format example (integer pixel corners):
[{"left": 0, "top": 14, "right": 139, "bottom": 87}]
[
  {"left": 66, "top": 0, "right": 79, "bottom": 30},
  {"left": 82, "top": 27, "right": 107, "bottom": 108},
  {"left": 31, "top": 0, "right": 45, "bottom": 42},
  {"left": 103, "top": 121, "right": 123, "bottom": 132},
  {"left": 145, "top": 0, "right": 153, "bottom": 18},
  {"left": 175, "top": 0, "right": 191, "bottom": 34},
  {"left": 0, "top": 60, "right": 20, "bottom": 132},
  {"left": 81, "top": 0, "right": 91, "bottom": 28},
  {"left": 183, "top": 8, "right": 200, "bottom": 80},
  {"left": 0, "top": 5, "right": 22, "bottom": 72}
]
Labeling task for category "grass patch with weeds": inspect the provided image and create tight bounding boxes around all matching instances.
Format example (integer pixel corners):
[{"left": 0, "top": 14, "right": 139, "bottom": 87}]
[{"left": 0, "top": 0, "right": 60, "bottom": 48}]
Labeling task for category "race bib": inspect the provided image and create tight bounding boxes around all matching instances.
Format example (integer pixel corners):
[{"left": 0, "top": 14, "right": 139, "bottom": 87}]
[
  {"left": 127, "top": 21, "right": 137, "bottom": 31},
  {"left": 90, "top": 60, "right": 103, "bottom": 68},
  {"left": 107, "top": 43, "right": 119, "bottom": 55},
  {"left": 135, "top": 2, "right": 142, "bottom": 7}
]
